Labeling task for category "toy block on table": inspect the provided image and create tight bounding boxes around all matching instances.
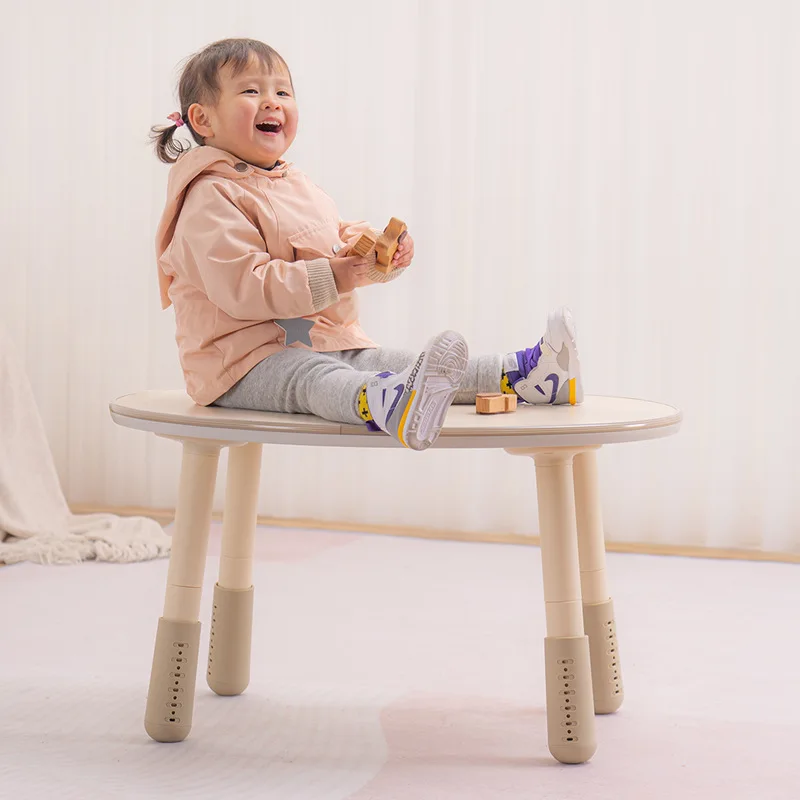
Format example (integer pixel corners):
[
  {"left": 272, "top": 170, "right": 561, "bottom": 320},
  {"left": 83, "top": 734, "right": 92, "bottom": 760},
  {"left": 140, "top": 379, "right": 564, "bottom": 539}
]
[
  {"left": 352, "top": 217, "right": 408, "bottom": 275},
  {"left": 476, "top": 393, "right": 517, "bottom": 414}
]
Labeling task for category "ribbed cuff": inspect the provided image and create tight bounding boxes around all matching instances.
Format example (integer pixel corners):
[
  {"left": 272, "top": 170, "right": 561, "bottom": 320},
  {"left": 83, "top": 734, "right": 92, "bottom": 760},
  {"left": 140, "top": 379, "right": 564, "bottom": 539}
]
[
  {"left": 367, "top": 264, "right": 406, "bottom": 284},
  {"left": 307, "top": 258, "right": 339, "bottom": 312}
]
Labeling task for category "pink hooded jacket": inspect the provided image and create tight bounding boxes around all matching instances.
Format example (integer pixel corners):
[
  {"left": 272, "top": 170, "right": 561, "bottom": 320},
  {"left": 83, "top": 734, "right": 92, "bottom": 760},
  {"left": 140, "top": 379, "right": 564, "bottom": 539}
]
[{"left": 155, "top": 145, "right": 401, "bottom": 406}]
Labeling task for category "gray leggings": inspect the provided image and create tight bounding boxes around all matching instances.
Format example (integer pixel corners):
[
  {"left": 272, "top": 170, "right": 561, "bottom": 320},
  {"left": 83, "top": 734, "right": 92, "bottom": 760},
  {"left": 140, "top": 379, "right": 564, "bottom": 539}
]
[{"left": 213, "top": 347, "right": 503, "bottom": 424}]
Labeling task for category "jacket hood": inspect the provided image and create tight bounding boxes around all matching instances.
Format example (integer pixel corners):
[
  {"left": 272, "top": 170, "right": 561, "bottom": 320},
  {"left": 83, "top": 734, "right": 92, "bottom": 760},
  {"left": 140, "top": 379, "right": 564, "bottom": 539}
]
[{"left": 155, "top": 145, "right": 290, "bottom": 309}]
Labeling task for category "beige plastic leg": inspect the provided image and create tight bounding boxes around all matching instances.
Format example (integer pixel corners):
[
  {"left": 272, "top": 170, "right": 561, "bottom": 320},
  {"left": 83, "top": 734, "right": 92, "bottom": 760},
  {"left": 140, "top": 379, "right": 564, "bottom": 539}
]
[
  {"left": 573, "top": 450, "right": 623, "bottom": 714},
  {"left": 506, "top": 447, "right": 597, "bottom": 764},
  {"left": 144, "top": 618, "right": 202, "bottom": 744},
  {"left": 207, "top": 442, "right": 262, "bottom": 696},
  {"left": 208, "top": 585, "right": 254, "bottom": 695},
  {"left": 582, "top": 599, "right": 623, "bottom": 713},
  {"left": 144, "top": 438, "right": 221, "bottom": 743}
]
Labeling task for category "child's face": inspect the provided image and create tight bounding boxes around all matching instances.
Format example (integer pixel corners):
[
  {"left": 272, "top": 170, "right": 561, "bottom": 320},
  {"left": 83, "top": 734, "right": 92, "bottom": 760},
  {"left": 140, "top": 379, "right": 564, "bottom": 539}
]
[{"left": 193, "top": 57, "right": 298, "bottom": 168}]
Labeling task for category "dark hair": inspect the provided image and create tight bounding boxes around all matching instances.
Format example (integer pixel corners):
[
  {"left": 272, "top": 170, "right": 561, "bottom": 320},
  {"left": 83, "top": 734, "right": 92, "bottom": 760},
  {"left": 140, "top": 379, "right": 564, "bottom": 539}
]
[{"left": 149, "top": 38, "right": 292, "bottom": 164}]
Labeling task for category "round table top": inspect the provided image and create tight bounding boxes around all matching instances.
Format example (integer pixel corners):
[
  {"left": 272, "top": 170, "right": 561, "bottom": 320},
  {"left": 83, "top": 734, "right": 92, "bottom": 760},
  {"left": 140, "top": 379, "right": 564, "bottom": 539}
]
[{"left": 110, "top": 390, "right": 682, "bottom": 450}]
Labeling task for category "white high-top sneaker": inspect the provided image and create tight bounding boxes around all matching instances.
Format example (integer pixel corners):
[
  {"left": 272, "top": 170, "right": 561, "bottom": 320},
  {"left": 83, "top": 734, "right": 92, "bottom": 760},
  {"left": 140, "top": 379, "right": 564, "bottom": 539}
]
[
  {"left": 503, "top": 307, "right": 584, "bottom": 405},
  {"left": 365, "top": 330, "right": 469, "bottom": 450}
]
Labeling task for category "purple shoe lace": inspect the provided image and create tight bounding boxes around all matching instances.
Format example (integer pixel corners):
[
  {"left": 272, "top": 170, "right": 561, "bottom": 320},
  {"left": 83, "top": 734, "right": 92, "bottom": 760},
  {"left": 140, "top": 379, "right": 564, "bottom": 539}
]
[{"left": 505, "top": 341, "right": 542, "bottom": 387}]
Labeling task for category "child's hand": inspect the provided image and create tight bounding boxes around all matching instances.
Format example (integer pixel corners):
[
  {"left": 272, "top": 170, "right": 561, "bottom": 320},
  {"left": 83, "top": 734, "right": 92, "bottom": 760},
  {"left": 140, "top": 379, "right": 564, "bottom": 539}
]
[
  {"left": 392, "top": 232, "right": 414, "bottom": 269},
  {"left": 330, "top": 254, "right": 377, "bottom": 294}
]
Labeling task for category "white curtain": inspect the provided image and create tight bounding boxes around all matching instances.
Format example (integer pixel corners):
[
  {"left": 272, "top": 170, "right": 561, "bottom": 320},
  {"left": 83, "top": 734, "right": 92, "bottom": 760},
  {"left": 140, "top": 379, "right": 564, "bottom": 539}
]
[{"left": 1, "top": 0, "right": 798, "bottom": 553}]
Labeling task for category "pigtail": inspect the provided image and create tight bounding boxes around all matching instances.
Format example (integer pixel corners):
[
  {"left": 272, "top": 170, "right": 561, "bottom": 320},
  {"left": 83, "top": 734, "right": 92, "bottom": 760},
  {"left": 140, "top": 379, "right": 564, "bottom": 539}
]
[{"left": 149, "top": 120, "right": 191, "bottom": 164}]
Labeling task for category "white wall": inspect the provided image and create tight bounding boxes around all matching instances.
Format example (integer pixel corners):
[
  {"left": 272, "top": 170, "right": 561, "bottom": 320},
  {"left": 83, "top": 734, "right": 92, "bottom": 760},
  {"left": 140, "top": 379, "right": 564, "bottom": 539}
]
[{"left": 1, "top": 0, "right": 798, "bottom": 551}]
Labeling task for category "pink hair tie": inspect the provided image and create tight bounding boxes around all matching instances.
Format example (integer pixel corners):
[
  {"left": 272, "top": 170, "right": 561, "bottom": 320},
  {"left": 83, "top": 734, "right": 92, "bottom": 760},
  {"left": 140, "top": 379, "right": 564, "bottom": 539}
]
[{"left": 167, "top": 112, "right": 185, "bottom": 127}]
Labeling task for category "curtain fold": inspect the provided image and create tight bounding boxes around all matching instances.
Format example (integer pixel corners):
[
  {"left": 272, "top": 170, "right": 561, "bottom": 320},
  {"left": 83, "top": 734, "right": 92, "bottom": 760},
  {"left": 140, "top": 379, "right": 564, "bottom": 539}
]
[{"left": 1, "top": 0, "right": 798, "bottom": 552}]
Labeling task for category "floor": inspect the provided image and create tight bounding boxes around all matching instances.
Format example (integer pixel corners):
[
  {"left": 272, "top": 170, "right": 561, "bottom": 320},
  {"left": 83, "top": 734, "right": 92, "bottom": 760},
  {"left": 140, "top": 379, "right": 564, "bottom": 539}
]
[{"left": 1, "top": 523, "right": 798, "bottom": 799}]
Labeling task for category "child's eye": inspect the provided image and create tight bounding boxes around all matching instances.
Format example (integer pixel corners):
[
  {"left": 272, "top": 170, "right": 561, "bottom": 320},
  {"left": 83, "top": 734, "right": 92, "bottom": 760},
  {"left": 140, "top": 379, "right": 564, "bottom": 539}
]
[{"left": 243, "top": 89, "right": 290, "bottom": 97}]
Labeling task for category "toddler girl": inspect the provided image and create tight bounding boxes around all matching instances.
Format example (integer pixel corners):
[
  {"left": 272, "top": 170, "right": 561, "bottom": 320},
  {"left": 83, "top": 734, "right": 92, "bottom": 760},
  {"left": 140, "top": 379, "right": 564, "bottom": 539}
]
[{"left": 151, "top": 38, "right": 583, "bottom": 451}]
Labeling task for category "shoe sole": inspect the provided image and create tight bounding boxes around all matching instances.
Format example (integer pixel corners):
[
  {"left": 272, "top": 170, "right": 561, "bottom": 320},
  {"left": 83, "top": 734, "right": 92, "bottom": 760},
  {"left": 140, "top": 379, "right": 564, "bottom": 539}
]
[
  {"left": 401, "top": 330, "right": 468, "bottom": 451},
  {"left": 546, "top": 307, "right": 583, "bottom": 404}
]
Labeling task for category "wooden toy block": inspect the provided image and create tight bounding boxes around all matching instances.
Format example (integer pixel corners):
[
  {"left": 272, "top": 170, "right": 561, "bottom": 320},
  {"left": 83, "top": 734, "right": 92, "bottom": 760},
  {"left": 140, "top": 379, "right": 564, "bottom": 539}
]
[
  {"left": 374, "top": 217, "right": 408, "bottom": 274},
  {"left": 352, "top": 229, "right": 377, "bottom": 257},
  {"left": 351, "top": 218, "right": 408, "bottom": 275},
  {"left": 476, "top": 393, "right": 517, "bottom": 414}
]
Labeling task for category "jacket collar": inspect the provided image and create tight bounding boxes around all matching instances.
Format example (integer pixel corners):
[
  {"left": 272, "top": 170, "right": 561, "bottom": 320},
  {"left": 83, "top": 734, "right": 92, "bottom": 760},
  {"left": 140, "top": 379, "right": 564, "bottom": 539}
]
[{"left": 170, "top": 145, "right": 291, "bottom": 188}]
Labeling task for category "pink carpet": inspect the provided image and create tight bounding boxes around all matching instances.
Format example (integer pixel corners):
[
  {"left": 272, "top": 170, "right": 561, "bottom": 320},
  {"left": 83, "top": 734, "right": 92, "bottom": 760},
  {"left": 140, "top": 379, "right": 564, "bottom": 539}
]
[{"left": 1, "top": 524, "right": 798, "bottom": 799}]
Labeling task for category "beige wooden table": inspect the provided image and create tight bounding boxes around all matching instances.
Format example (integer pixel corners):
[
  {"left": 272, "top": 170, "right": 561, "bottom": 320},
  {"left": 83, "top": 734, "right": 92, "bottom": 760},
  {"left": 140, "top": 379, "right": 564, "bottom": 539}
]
[{"left": 110, "top": 391, "right": 681, "bottom": 764}]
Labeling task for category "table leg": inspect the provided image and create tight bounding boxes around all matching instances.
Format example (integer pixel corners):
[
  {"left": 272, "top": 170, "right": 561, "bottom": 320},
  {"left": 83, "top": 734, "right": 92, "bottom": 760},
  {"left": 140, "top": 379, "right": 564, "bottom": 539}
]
[
  {"left": 507, "top": 447, "right": 597, "bottom": 764},
  {"left": 144, "top": 438, "right": 221, "bottom": 743},
  {"left": 207, "top": 442, "right": 262, "bottom": 696},
  {"left": 573, "top": 449, "right": 623, "bottom": 714}
]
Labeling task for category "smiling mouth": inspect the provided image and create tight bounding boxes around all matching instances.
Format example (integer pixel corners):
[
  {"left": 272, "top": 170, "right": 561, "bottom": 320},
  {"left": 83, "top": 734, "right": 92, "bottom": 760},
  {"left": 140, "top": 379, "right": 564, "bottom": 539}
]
[{"left": 256, "top": 122, "right": 282, "bottom": 134}]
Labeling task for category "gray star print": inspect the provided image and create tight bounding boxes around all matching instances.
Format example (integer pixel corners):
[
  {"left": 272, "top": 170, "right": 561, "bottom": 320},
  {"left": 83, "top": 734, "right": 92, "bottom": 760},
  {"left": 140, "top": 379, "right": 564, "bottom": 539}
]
[{"left": 275, "top": 318, "right": 315, "bottom": 347}]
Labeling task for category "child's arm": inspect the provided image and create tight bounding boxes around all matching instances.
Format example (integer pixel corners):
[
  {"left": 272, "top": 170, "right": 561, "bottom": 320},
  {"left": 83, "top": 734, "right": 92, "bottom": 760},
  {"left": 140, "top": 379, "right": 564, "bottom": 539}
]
[{"left": 171, "top": 180, "right": 339, "bottom": 321}]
